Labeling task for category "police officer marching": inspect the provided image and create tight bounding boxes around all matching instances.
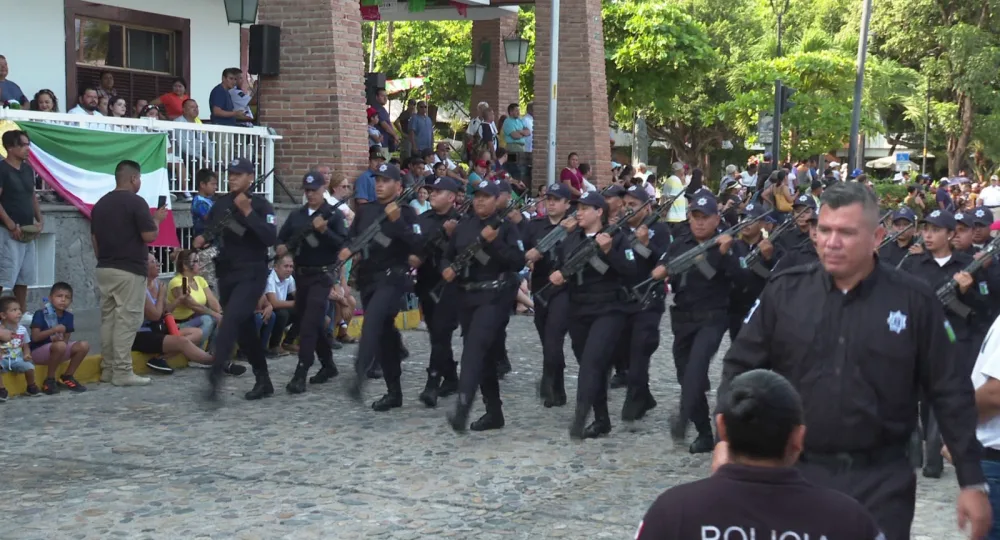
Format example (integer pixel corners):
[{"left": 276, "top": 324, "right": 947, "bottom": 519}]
[
  {"left": 727, "top": 202, "right": 774, "bottom": 341},
  {"left": 275, "top": 171, "right": 349, "bottom": 395},
  {"left": 410, "top": 176, "right": 463, "bottom": 407},
  {"left": 718, "top": 182, "right": 992, "bottom": 540},
  {"left": 770, "top": 212, "right": 819, "bottom": 273},
  {"left": 549, "top": 191, "right": 636, "bottom": 439},
  {"left": 877, "top": 207, "right": 918, "bottom": 268},
  {"left": 194, "top": 157, "right": 277, "bottom": 401},
  {"left": 773, "top": 194, "right": 815, "bottom": 252},
  {"left": 339, "top": 163, "right": 423, "bottom": 411},
  {"left": 603, "top": 184, "right": 631, "bottom": 389},
  {"left": 443, "top": 180, "right": 525, "bottom": 432},
  {"left": 523, "top": 183, "right": 574, "bottom": 408}
]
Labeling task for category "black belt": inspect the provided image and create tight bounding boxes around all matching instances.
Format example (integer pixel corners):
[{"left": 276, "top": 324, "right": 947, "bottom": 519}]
[
  {"left": 570, "top": 288, "right": 631, "bottom": 304},
  {"left": 799, "top": 444, "right": 908, "bottom": 471},
  {"left": 984, "top": 447, "right": 1000, "bottom": 462}
]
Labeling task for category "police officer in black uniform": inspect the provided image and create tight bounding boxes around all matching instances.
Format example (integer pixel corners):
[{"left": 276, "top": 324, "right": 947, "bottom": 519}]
[
  {"left": 770, "top": 212, "right": 819, "bottom": 273},
  {"left": 618, "top": 185, "right": 671, "bottom": 421},
  {"left": 339, "top": 164, "right": 423, "bottom": 411},
  {"left": 411, "top": 176, "right": 463, "bottom": 407},
  {"left": 603, "top": 184, "right": 631, "bottom": 389},
  {"left": 195, "top": 157, "right": 278, "bottom": 401},
  {"left": 727, "top": 202, "right": 775, "bottom": 341},
  {"left": 492, "top": 179, "right": 518, "bottom": 380},
  {"left": 877, "top": 207, "right": 917, "bottom": 267},
  {"left": 718, "top": 182, "right": 992, "bottom": 540},
  {"left": 971, "top": 207, "right": 994, "bottom": 250},
  {"left": 773, "top": 193, "right": 814, "bottom": 252},
  {"left": 276, "top": 171, "right": 348, "bottom": 394},
  {"left": 443, "top": 179, "right": 525, "bottom": 432},
  {"left": 523, "top": 183, "right": 574, "bottom": 408},
  {"left": 550, "top": 192, "right": 636, "bottom": 439}
]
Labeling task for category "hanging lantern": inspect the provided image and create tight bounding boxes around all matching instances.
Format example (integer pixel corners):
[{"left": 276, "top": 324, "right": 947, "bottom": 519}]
[
  {"left": 503, "top": 35, "right": 530, "bottom": 66},
  {"left": 224, "top": 0, "right": 259, "bottom": 25},
  {"left": 465, "top": 63, "right": 486, "bottom": 87}
]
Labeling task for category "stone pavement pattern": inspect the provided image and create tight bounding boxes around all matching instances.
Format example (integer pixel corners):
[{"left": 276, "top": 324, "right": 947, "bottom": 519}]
[{"left": 0, "top": 315, "right": 965, "bottom": 539}]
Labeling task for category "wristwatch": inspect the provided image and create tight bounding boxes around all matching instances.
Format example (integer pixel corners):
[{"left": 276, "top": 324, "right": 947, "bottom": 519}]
[{"left": 963, "top": 483, "right": 990, "bottom": 495}]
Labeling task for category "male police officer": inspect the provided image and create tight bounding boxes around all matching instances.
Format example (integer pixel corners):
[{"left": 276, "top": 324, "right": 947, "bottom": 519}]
[
  {"left": 339, "top": 163, "right": 423, "bottom": 411},
  {"left": 877, "top": 207, "right": 917, "bottom": 268},
  {"left": 411, "top": 176, "right": 463, "bottom": 407},
  {"left": 718, "top": 182, "right": 991, "bottom": 540},
  {"left": 727, "top": 202, "right": 775, "bottom": 341},
  {"left": 773, "top": 193, "right": 815, "bottom": 252},
  {"left": 276, "top": 171, "right": 348, "bottom": 394},
  {"left": 195, "top": 157, "right": 277, "bottom": 401}
]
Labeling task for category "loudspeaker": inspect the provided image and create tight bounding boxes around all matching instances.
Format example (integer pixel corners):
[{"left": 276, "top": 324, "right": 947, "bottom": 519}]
[
  {"left": 365, "top": 72, "right": 385, "bottom": 106},
  {"left": 249, "top": 24, "right": 281, "bottom": 76}
]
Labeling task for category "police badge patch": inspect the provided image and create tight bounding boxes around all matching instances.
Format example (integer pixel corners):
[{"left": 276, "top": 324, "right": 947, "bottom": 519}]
[{"left": 886, "top": 310, "right": 907, "bottom": 334}]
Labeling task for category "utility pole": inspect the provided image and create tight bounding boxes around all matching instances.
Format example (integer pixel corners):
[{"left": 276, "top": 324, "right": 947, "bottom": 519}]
[
  {"left": 546, "top": 0, "right": 560, "bottom": 186},
  {"left": 922, "top": 76, "right": 930, "bottom": 175},
  {"left": 847, "top": 0, "right": 873, "bottom": 172},
  {"left": 770, "top": 0, "right": 790, "bottom": 164}
]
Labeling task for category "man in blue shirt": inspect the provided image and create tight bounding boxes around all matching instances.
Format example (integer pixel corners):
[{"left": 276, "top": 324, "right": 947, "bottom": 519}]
[
  {"left": 408, "top": 101, "right": 434, "bottom": 155},
  {"left": 0, "top": 56, "right": 27, "bottom": 106},
  {"left": 374, "top": 89, "right": 397, "bottom": 154},
  {"left": 209, "top": 68, "right": 249, "bottom": 126},
  {"left": 354, "top": 148, "right": 385, "bottom": 204},
  {"left": 936, "top": 179, "right": 955, "bottom": 212}
]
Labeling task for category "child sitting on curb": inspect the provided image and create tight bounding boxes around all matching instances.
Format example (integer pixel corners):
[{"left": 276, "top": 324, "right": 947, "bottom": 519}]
[
  {"left": 30, "top": 282, "right": 89, "bottom": 394},
  {"left": 0, "top": 296, "right": 38, "bottom": 401}
]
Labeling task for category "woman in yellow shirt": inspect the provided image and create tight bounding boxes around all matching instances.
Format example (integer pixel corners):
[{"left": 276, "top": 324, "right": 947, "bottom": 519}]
[{"left": 167, "top": 250, "right": 224, "bottom": 352}]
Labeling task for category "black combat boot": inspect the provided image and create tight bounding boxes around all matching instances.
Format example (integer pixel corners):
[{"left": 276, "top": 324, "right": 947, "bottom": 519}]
[
  {"left": 538, "top": 365, "right": 556, "bottom": 408},
  {"left": 371, "top": 378, "right": 403, "bottom": 411},
  {"left": 609, "top": 369, "right": 628, "bottom": 389},
  {"left": 285, "top": 365, "right": 308, "bottom": 395},
  {"left": 366, "top": 365, "right": 383, "bottom": 379},
  {"left": 245, "top": 373, "right": 274, "bottom": 401},
  {"left": 309, "top": 359, "right": 338, "bottom": 384},
  {"left": 470, "top": 398, "right": 505, "bottom": 432},
  {"left": 552, "top": 369, "right": 567, "bottom": 407},
  {"left": 689, "top": 424, "right": 715, "bottom": 454},
  {"left": 569, "top": 401, "right": 590, "bottom": 440},
  {"left": 621, "top": 387, "right": 644, "bottom": 422},
  {"left": 438, "top": 365, "right": 459, "bottom": 397},
  {"left": 419, "top": 371, "right": 442, "bottom": 408},
  {"left": 497, "top": 351, "right": 512, "bottom": 380},
  {"left": 583, "top": 402, "right": 612, "bottom": 439},
  {"left": 448, "top": 393, "right": 472, "bottom": 433}
]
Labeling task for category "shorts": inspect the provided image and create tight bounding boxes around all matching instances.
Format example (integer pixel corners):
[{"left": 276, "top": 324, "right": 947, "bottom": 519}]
[
  {"left": 30, "top": 341, "right": 79, "bottom": 365},
  {"left": 131, "top": 331, "right": 166, "bottom": 355},
  {"left": 0, "top": 357, "right": 34, "bottom": 373},
  {"left": 0, "top": 233, "right": 37, "bottom": 289}
]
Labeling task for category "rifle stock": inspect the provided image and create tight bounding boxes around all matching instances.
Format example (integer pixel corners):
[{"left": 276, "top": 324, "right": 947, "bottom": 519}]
[
  {"left": 936, "top": 236, "right": 1000, "bottom": 318},
  {"left": 331, "top": 180, "right": 425, "bottom": 272},
  {"left": 429, "top": 200, "right": 517, "bottom": 303}
]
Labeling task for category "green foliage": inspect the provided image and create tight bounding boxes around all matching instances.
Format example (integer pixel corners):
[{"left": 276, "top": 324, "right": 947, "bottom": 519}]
[
  {"left": 518, "top": 9, "right": 536, "bottom": 105},
  {"left": 873, "top": 181, "right": 909, "bottom": 207}
]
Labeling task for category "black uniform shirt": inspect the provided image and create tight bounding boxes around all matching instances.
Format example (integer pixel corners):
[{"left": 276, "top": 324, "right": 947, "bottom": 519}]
[
  {"left": 773, "top": 226, "right": 809, "bottom": 253},
  {"left": 277, "top": 202, "right": 348, "bottom": 268},
  {"left": 636, "top": 464, "right": 882, "bottom": 540},
  {"left": 348, "top": 201, "right": 422, "bottom": 287},
  {"left": 877, "top": 238, "right": 913, "bottom": 268},
  {"left": 771, "top": 238, "right": 817, "bottom": 273},
  {"left": 442, "top": 213, "right": 524, "bottom": 303},
  {"left": 666, "top": 225, "right": 747, "bottom": 313},
  {"left": 729, "top": 237, "right": 772, "bottom": 315},
  {"left": 623, "top": 221, "right": 672, "bottom": 313},
  {"left": 205, "top": 192, "right": 277, "bottom": 270},
  {"left": 901, "top": 250, "right": 989, "bottom": 341},
  {"left": 522, "top": 215, "right": 567, "bottom": 293},
  {"left": 720, "top": 261, "right": 985, "bottom": 487},
  {"left": 960, "top": 243, "right": 1000, "bottom": 335},
  {"left": 414, "top": 208, "right": 458, "bottom": 290},
  {"left": 557, "top": 229, "right": 636, "bottom": 315}
]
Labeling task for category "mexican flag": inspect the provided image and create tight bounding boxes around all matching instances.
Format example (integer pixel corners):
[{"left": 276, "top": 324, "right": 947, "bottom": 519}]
[{"left": 0, "top": 120, "right": 179, "bottom": 247}]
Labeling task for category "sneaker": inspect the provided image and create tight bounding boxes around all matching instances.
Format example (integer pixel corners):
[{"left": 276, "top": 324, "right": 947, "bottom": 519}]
[
  {"left": 146, "top": 357, "right": 174, "bottom": 374},
  {"left": 26, "top": 384, "right": 42, "bottom": 397},
  {"left": 112, "top": 373, "right": 152, "bottom": 386},
  {"left": 0, "top": 388, "right": 7, "bottom": 402},
  {"left": 224, "top": 363, "right": 247, "bottom": 376},
  {"left": 188, "top": 361, "right": 212, "bottom": 370},
  {"left": 58, "top": 375, "right": 87, "bottom": 393},
  {"left": 265, "top": 348, "right": 281, "bottom": 359},
  {"left": 42, "top": 378, "right": 59, "bottom": 395}
]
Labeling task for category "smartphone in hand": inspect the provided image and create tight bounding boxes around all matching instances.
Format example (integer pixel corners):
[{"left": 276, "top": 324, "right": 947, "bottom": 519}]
[{"left": 157, "top": 195, "right": 168, "bottom": 209}]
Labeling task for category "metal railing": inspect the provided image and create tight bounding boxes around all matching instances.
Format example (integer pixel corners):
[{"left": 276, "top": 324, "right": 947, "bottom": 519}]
[{"left": 0, "top": 108, "right": 281, "bottom": 201}]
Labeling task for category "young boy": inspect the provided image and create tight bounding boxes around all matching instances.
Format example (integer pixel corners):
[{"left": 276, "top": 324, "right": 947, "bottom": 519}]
[
  {"left": 0, "top": 296, "right": 38, "bottom": 400},
  {"left": 30, "top": 282, "right": 89, "bottom": 394},
  {"left": 192, "top": 169, "right": 219, "bottom": 290}
]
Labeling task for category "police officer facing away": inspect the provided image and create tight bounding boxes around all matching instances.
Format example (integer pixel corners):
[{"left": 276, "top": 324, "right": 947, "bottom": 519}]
[
  {"left": 718, "top": 182, "right": 992, "bottom": 540},
  {"left": 276, "top": 171, "right": 348, "bottom": 394},
  {"left": 339, "top": 164, "right": 423, "bottom": 411},
  {"left": 410, "top": 176, "right": 463, "bottom": 407},
  {"left": 636, "top": 369, "right": 883, "bottom": 540},
  {"left": 443, "top": 180, "right": 525, "bottom": 432},
  {"left": 550, "top": 192, "right": 636, "bottom": 439},
  {"left": 877, "top": 207, "right": 918, "bottom": 268},
  {"left": 195, "top": 157, "right": 278, "bottom": 401},
  {"left": 523, "top": 183, "right": 574, "bottom": 408}
]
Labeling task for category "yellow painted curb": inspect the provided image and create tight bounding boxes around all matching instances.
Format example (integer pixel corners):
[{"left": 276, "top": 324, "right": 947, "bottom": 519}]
[{"left": 1, "top": 309, "right": 421, "bottom": 398}]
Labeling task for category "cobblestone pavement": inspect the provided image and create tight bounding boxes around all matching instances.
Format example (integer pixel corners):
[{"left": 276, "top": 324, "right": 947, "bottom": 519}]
[{"left": 0, "top": 315, "right": 966, "bottom": 539}]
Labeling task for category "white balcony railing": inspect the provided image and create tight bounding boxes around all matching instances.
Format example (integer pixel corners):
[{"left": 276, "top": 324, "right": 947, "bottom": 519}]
[{"left": 0, "top": 108, "right": 281, "bottom": 201}]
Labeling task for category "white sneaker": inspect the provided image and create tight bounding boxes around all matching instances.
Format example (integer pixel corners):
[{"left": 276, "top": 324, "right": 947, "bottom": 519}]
[{"left": 112, "top": 373, "right": 151, "bottom": 386}]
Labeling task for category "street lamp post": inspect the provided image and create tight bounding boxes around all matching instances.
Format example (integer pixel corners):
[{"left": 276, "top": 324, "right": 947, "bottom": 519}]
[
  {"left": 770, "top": 0, "right": 789, "bottom": 164},
  {"left": 847, "top": 0, "right": 873, "bottom": 172},
  {"left": 546, "top": 0, "right": 560, "bottom": 186}
]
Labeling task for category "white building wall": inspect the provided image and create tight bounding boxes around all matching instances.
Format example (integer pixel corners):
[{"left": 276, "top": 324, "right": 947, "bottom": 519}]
[{"left": 0, "top": 0, "right": 239, "bottom": 110}]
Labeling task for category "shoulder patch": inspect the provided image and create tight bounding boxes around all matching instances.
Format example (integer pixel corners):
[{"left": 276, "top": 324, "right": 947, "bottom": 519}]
[
  {"left": 743, "top": 298, "right": 761, "bottom": 324},
  {"left": 412, "top": 223, "right": 422, "bottom": 235},
  {"left": 266, "top": 214, "right": 276, "bottom": 224},
  {"left": 944, "top": 320, "right": 957, "bottom": 343},
  {"left": 517, "top": 239, "right": 524, "bottom": 251},
  {"left": 624, "top": 248, "right": 635, "bottom": 261}
]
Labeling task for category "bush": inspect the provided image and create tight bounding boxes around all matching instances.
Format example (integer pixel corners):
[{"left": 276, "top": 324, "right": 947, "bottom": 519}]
[{"left": 874, "top": 181, "right": 907, "bottom": 208}]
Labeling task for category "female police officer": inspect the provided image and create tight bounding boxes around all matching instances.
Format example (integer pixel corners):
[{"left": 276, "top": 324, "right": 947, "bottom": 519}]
[{"left": 442, "top": 179, "right": 525, "bottom": 432}]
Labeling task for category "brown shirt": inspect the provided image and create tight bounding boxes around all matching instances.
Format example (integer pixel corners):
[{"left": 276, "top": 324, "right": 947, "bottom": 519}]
[{"left": 91, "top": 189, "right": 156, "bottom": 277}]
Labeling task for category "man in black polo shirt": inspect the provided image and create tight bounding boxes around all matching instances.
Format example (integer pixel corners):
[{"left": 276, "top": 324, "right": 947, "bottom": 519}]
[{"left": 637, "top": 369, "right": 882, "bottom": 540}]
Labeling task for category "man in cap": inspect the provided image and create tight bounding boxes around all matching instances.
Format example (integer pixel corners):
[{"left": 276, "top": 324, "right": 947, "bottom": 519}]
[
  {"left": 274, "top": 171, "right": 349, "bottom": 394},
  {"left": 339, "top": 163, "right": 423, "bottom": 411},
  {"left": 443, "top": 179, "right": 526, "bottom": 432},
  {"left": 354, "top": 147, "right": 387, "bottom": 205},
  {"left": 877, "top": 207, "right": 918, "bottom": 268},
  {"left": 970, "top": 207, "right": 995, "bottom": 251},
  {"left": 410, "top": 176, "right": 463, "bottom": 407},
  {"left": 651, "top": 192, "right": 745, "bottom": 453},
  {"left": 727, "top": 202, "right": 775, "bottom": 341},
  {"left": 524, "top": 182, "right": 575, "bottom": 408},
  {"left": 771, "top": 193, "right": 816, "bottom": 254},
  {"left": 717, "top": 178, "right": 741, "bottom": 228},
  {"left": 604, "top": 180, "right": 632, "bottom": 389},
  {"left": 195, "top": 157, "right": 277, "bottom": 401}
]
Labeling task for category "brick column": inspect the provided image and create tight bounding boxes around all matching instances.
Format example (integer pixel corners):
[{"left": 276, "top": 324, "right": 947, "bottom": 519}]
[
  {"left": 469, "top": 16, "right": 521, "bottom": 118},
  {"left": 533, "top": 0, "right": 612, "bottom": 189},
  {"left": 257, "top": 0, "right": 368, "bottom": 199}
]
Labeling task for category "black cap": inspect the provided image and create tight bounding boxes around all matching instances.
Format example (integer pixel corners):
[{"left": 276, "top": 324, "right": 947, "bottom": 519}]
[
  {"left": 623, "top": 184, "right": 649, "bottom": 204},
  {"left": 368, "top": 147, "right": 386, "bottom": 161},
  {"left": 302, "top": 171, "right": 326, "bottom": 191},
  {"left": 495, "top": 179, "right": 512, "bottom": 193},
  {"left": 429, "top": 176, "right": 461, "bottom": 193},
  {"left": 741, "top": 201, "right": 767, "bottom": 219},
  {"left": 922, "top": 209, "right": 956, "bottom": 230},
  {"left": 472, "top": 179, "right": 500, "bottom": 197},
  {"left": 373, "top": 163, "right": 401, "bottom": 182},
  {"left": 226, "top": 157, "right": 255, "bottom": 175},
  {"left": 545, "top": 183, "right": 572, "bottom": 200},
  {"left": 890, "top": 207, "right": 917, "bottom": 223},
  {"left": 792, "top": 193, "right": 816, "bottom": 210},
  {"left": 603, "top": 184, "right": 626, "bottom": 197},
  {"left": 954, "top": 210, "right": 974, "bottom": 228},
  {"left": 972, "top": 207, "right": 994, "bottom": 226},
  {"left": 689, "top": 192, "right": 719, "bottom": 216},
  {"left": 577, "top": 191, "right": 609, "bottom": 212}
]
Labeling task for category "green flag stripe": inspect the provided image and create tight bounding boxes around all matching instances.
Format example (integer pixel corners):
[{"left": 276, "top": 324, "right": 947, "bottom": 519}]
[{"left": 17, "top": 121, "right": 167, "bottom": 175}]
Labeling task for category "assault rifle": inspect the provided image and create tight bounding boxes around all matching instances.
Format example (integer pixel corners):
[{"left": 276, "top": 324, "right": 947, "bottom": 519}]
[
  {"left": 936, "top": 236, "right": 1000, "bottom": 318},
  {"left": 631, "top": 210, "right": 773, "bottom": 309},
  {"left": 742, "top": 207, "right": 809, "bottom": 279},
  {"left": 895, "top": 236, "right": 924, "bottom": 269},
  {"left": 429, "top": 200, "right": 518, "bottom": 303},
  {"left": 532, "top": 209, "right": 578, "bottom": 257},
  {"left": 877, "top": 222, "right": 915, "bottom": 251},
  {"left": 330, "top": 180, "right": 425, "bottom": 272},
  {"left": 628, "top": 195, "right": 679, "bottom": 258},
  {"left": 419, "top": 198, "right": 474, "bottom": 259},
  {"left": 533, "top": 200, "right": 651, "bottom": 307},
  {"left": 878, "top": 209, "right": 893, "bottom": 229},
  {"left": 276, "top": 198, "right": 349, "bottom": 261},
  {"left": 197, "top": 167, "right": 274, "bottom": 247}
]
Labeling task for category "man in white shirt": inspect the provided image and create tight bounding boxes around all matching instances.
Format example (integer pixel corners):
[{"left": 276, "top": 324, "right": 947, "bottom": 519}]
[
  {"left": 263, "top": 254, "right": 298, "bottom": 354},
  {"left": 522, "top": 102, "right": 535, "bottom": 184},
  {"left": 465, "top": 102, "right": 489, "bottom": 142},
  {"left": 173, "top": 99, "right": 210, "bottom": 161},
  {"left": 979, "top": 176, "right": 1000, "bottom": 222},
  {"left": 68, "top": 86, "right": 103, "bottom": 116},
  {"left": 960, "top": 311, "right": 1000, "bottom": 539}
]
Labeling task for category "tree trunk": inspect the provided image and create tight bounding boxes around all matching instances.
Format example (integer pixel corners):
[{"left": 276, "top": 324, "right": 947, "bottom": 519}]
[{"left": 947, "top": 92, "right": 974, "bottom": 176}]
